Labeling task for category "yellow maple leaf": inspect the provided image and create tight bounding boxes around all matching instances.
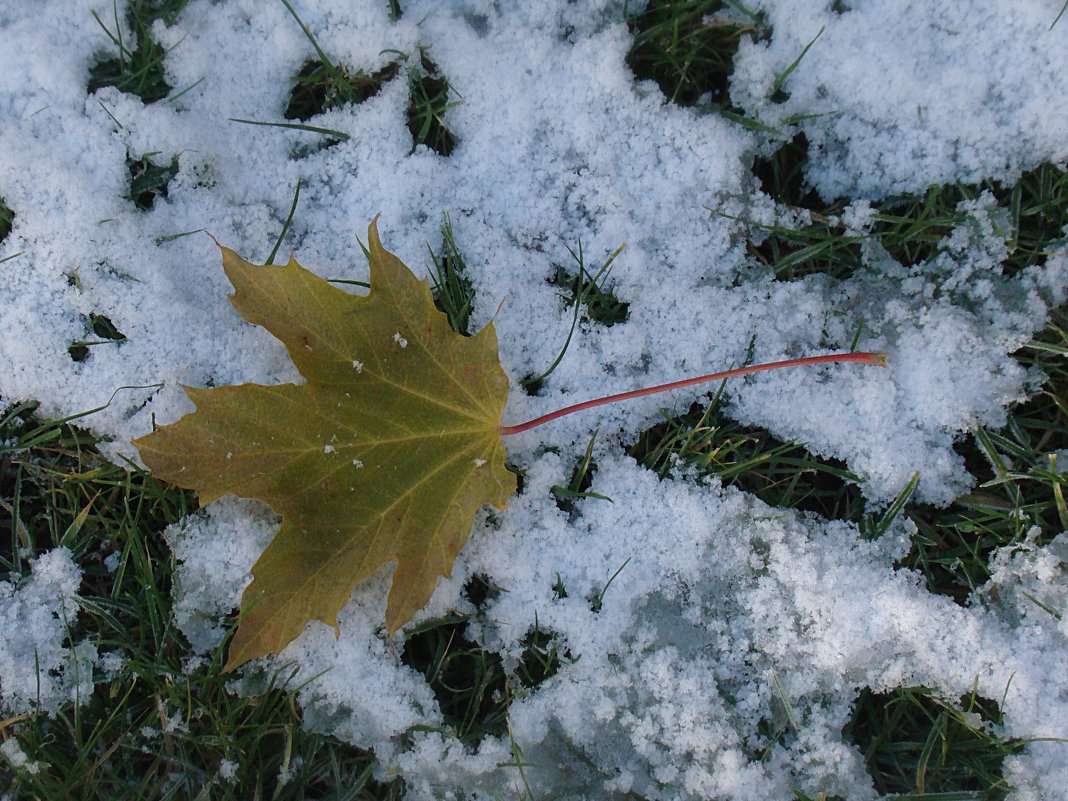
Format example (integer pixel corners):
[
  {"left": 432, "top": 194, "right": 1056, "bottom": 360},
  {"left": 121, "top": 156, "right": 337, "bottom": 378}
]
[{"left": 134, "top": 220, "right": 516, "bottom": 671}]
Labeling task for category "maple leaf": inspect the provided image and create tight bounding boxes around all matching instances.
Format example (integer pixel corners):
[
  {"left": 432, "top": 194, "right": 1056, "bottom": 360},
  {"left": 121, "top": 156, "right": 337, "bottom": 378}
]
[{"left": 134, "top": 220, "right": 516, "bottom": 671}]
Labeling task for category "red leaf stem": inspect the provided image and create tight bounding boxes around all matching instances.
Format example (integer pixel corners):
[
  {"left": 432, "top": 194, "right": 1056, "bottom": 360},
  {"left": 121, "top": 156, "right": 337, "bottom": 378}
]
[{"left": 498, "top": 351, "right": 888, "bottom": 436}]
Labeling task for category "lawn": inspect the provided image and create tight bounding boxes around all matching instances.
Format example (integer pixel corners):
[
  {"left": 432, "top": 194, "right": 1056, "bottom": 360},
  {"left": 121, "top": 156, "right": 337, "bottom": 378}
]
[{"left": 2, "top": 1, "right": 1067, "bottom": 799}]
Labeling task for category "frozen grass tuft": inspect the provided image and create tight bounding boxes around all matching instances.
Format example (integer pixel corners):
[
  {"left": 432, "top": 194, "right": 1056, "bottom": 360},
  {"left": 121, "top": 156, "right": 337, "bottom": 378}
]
[
  {"left": 284, "top": 58, "right": 400, "bottom": 121},
  {"left": 406, "top": 52, "right": 459, "bottom": 157},
  {"left": 280, "top": 0, "right": 401, "bottom": 122},
  {"left": 733, "top": 149, "right": 1068, "bottom": 282},
  {"left": 903, "top": 309, "right": 1068, "bottom": 603},
  {"left": 625, "top": 0, "right": 768, "bottom": 109},
  {"left": 628, "top": 391, "right": 866, "bottom": 523},
  {"left": 127, "top": 152, "right": 179, "bottom": 210},
  {"left": 67, "top": 312, "right": 127, "bottom": 364},
  {"left": 848, "top": 685, "right": 1022, "bottom": 800},
  {"left": 88, "top": 0, "right": 189, "bottom": 103},
  {"left": 428, "top": 213, "right": 476, "bottom": 336}
]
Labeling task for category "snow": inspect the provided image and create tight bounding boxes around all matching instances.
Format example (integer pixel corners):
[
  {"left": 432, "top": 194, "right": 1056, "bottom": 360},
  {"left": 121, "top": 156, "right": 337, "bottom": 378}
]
[
  {"left": 218, "top": 758, "right": 239, "bottom": 782},
  {"left": 729, "top": 0, "right": 1068, "bottom": 200},
  {"left": 1, "top": 0, "right": 1067, "bottom": 798},
  {"left": 0, "top": 548, "right": 97, "bottom": 716},
  {"left": 0, "top": 738, "right": 41, "bottom": 776}
]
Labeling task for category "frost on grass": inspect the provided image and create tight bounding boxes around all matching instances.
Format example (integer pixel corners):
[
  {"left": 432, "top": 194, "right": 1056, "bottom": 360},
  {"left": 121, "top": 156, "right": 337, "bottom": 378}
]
[
  {"left": 1, "top": 0, "right": 1067, "bottom": 798},
  {"left": 730, "top": 0, "right": 1068, "bottom": 200},
  {"left": 180, "top": 449, "right": 1068, "bottom": 800},
  {"left": 0, "top": 548, "right": 97, "bottom": 716},
  {"left": 980, "top": 531, "right": 1068, "bottom": 800},
  {"left": 0, "top": 738, "right": 42, "bottom": 776},
  {"left": 729, "top": 199, "right": 1068, "bottom": 505},
  {"left": 980, "top": 528, "right": 1068, "bottom": 638},
  {"left": 217, "top": 758, "right": 238, "bottom": 783}
]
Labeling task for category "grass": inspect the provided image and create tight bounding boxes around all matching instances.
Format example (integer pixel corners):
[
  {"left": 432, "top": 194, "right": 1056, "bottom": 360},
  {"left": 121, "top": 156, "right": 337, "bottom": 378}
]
[
  {"left": 628, "top": 390, "right": 868, "bottom": 523},
  {"left": 0, "top": 197, "right": 13, "bottom": 243},
  {"left": 283, "top": 60, "right": 400, "bottom": 122},
  {"left": 398, "top": 577, "right": 570, "bottom": 750},
  {"left": 550, "top": 431, "right": 612, "bottom": 516},
  {"left": 621, "top": 12, "right": 1067, "bottom": 793},
  {"left": 67, "top": 313, "right": 128, "bottom": 363},
  {"left": 405, "top": 52, "right": 459, "bottom": 157},
  {"left": 521, "top": 241, "right": 628, "bottom": 395},
  {"left": 278, "top": 0, "right": 400, "bottom": 123},
  {"left": 250, "top": 2, "right": 460, "bottom": 156},
  {"left": 626, "top": 0, "right": 768, "bottom": 109},
  {"left": 4, "top": 1, "right": 1068, "bottom": 799},
  {"left": 127, "top": 152, "right": 180, "bottom": 211},
  {"left": 621, "top": 263, "right": 1066, "bottom": 801},
  {"left": 902, "top": 309, "right": 1068, "bottom": 603},
  {"left": 428, "top": 213, "right": 476, "bottom": 335},
  {"left": 0, "top": 402, "right": 400, "bottom": 800},
  {"left": 847, "top": 685, "right": 1024, "bottom": 800},
  {"left": 88, "top": 0, "right": 189, "bottom": 103},
  {"left": 547, "top": 249, "right": 631, "bottom": 329},
  {"left": 732, "top": 145, "right": 1068, "bottom": 282}
]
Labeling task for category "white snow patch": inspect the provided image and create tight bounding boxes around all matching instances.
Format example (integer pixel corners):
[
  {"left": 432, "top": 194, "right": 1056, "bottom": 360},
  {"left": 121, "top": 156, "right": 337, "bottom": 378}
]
[
  {"left": 218, "top": 758, "right": 239, "bottom": 782},
  {"left": 0, "top": 739, "right": 41, "bottom": 775},
  {"left": 730, "top": 0, "right": 1068, "bottom": 199},
  {"left": 0, "top": 548, "right": 97, "bottom": 716},
  {"left": 164, "top": 498, "right": 277, "bottom": 654}
]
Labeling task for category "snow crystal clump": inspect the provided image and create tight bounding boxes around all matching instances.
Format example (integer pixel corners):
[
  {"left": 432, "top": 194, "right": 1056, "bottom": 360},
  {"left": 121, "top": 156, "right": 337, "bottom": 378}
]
[
  {"left": 164, "top": 498, "right": 278, "bottom": 654},
  {"left": 218, "top": 759, "right": 238, "bottom": 782},
  {"left": 974, "top": 531, "right": 1068, "bottom": 800},
  {"left": 0, "top": 548, "right": 97, "bottom": 716},
  {"left": 730, "top": 0, "right": 1068, "bottom": 200},
  {"left": 0, "top": 738, "right": 41, "bottom": 776}
]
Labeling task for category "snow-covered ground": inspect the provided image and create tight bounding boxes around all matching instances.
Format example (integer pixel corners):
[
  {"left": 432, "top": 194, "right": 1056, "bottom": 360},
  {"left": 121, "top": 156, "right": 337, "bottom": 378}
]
[{"left": 1, "top": 1, "right": 1066, "bottom": 799}]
